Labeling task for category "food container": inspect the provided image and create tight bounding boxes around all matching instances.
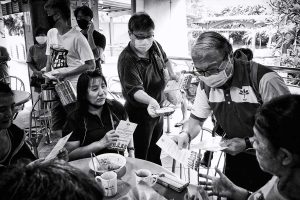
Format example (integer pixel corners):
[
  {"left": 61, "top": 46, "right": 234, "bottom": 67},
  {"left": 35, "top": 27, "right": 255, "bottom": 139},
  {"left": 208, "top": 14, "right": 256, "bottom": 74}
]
[
  {"left": 41, "top": 82, "right": 57, "bottom": 102},
  {"left": 54, "top": 80, "right": 77, "bottom": 106}
]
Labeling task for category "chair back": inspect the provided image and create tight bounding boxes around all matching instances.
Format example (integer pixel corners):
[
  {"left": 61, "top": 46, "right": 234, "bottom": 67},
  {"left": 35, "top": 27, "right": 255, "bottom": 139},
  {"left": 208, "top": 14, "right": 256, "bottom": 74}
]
[
  {"left": 0, "top": 75, "right": 25, "bottom": 91},
  {"left": 24, "top": 94, "right": 52, "bottom": 157}
]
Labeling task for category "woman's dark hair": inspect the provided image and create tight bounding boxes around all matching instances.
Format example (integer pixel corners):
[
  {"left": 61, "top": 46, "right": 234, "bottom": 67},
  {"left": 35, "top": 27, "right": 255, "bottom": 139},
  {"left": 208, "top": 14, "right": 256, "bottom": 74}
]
[
  {"left": 255, "top": 94, "right": 300, "bottom": 155},
  {"left": 233, "top": 48, "right": 253, "bottom": 61},
  {"left": 0, "top": 162, "right": 103, "bottom": 200},
  {"left": 0, "top": 82, "right": 13, "bottom": 96},
  {"left": 192, "top": 31, "right": 233, "bottom": 59},
  {"left": 77, "top": 70, "right": 107, "bottom": 115},
  {"left": 74, "top": 5, "right": 93, "bottom": 19},
  {"left": 35, "top": 27, "right": 48, "bottom": 36},
  {"left": 128, "top": 12, "right": 155, "bottom": 33}
]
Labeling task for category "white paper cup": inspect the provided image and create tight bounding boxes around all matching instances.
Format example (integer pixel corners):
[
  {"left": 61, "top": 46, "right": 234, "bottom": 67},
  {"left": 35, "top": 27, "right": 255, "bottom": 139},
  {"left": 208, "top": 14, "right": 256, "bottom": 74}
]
[
  {"left": 95, "top": 171, "right": 117, "bottom": 197},
  {"left": 135, "top": 169, "right": 158, "bottom": 187}
]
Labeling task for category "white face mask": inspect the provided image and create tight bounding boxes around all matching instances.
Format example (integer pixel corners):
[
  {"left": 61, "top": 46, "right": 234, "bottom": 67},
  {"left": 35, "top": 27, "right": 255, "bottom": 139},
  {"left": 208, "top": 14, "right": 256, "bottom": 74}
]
[
  {"left": 134, "top": 38, "right": 153, "bottom": 53},
  {"left": 36, "top": 36, "right": 47, "bottom": 45},
  {"left": 199, "top": 59, "right": 233, "bottom": 88}
]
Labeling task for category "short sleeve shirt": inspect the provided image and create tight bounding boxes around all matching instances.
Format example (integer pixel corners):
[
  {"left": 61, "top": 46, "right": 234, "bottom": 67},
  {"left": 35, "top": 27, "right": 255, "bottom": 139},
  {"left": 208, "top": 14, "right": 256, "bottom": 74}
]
[
  {"left": 46, "top": 28, "right": 94, "bottom": 88},
  {"left": 83, "top": 30, "right": 106, "bottom": 68},
  {"left": 118, "top": 42, "right": 168, "bottom": 108},
  {"left": 65, "top": 100, "right": 127, "bottom": 155},
  {"left": 191, "top": 59, "right": 290, "bottom": 138},
  {"left": 26, "top": 44, "right": 47, "bottom": 71}
]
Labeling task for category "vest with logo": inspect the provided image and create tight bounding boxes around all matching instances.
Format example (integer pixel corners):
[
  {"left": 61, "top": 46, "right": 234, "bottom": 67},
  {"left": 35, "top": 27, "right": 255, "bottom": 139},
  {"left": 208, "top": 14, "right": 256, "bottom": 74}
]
[{"left": 200, "top": 59, "right": 273, "bottom": 139}]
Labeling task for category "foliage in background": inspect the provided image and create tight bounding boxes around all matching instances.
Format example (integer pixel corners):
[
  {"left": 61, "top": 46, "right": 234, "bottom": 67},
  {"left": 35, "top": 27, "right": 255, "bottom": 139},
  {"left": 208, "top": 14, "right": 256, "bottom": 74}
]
[{"left": 3, "top": 14, "right": 24, "bottom": 36}]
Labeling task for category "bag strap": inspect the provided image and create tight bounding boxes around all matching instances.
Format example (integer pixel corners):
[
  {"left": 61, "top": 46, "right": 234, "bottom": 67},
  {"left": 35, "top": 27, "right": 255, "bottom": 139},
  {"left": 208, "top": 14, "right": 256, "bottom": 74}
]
[
  {"left": 153, "top": 40, "right": 166, "bottom": 69},
  {"left": 249, "top": 61, "right": 263, "bottom": 104}
]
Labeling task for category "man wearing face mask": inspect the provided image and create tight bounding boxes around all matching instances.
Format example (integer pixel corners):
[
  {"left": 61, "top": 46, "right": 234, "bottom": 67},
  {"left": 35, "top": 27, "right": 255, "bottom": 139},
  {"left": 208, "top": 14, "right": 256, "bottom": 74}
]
[
  {"left": 172, "top": 32, "right": 290, "bottom": 194},
  {"left": 27, "top": 27, "right": 48, "bottom": 94},
  {"left": 74, "top": 6, "right": 106, "bottom": 73},
  {"left": 44, "top": 0, "right": 95, "bottom": 137},
  {"left": 117, "top": 12, "right": 178, "bottom": 165}
]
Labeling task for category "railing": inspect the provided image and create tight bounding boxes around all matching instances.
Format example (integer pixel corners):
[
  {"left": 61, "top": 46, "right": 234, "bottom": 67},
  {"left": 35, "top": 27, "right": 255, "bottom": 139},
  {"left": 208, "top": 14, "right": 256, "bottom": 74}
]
[{"left": 169, "top": 56, "right": 300, "bottom": 88}]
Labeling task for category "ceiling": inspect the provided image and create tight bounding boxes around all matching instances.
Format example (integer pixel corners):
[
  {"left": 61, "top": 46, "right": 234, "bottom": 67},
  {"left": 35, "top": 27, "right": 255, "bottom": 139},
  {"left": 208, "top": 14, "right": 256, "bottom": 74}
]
[{"left": 98, "top": 0, "right": 131, "bottom": 13}]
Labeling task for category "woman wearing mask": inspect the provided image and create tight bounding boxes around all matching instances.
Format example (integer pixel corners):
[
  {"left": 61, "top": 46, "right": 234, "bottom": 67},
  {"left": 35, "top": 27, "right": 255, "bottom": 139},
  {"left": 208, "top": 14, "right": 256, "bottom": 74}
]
[{"left": 26, "top": 27, "right": 48, "bottom": 93}]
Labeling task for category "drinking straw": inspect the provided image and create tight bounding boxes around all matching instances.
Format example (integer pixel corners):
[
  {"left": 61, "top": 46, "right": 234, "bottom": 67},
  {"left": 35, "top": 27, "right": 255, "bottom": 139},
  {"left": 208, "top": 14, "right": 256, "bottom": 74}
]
[
  {"left": 92, "top": 153, "right": 102, "bottom": 167},
  {"left": 90, "top": 153, "right": 97, "bottom": 177}
]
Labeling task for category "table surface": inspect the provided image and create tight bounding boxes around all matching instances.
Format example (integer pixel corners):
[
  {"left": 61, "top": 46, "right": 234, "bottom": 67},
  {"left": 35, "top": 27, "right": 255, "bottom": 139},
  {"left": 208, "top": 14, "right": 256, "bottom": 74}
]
[
  {"left": 69, "top": 157, "right": 199, "bottom": 200},
  {"left": 13, "top": 90, "right": 31, "bottom": 106}
]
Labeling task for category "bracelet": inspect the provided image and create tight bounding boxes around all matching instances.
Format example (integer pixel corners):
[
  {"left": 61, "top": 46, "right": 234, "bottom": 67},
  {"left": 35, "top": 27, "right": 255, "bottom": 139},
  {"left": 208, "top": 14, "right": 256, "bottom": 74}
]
[
  {"left": 180, "top": 130, "right": 191, "bottom": 143},
  {"left": 127, "top": 147, "right": 135, "bottom": 151},
  {"left": 245, "top": 137, "right": 252, "bottom": 150}
]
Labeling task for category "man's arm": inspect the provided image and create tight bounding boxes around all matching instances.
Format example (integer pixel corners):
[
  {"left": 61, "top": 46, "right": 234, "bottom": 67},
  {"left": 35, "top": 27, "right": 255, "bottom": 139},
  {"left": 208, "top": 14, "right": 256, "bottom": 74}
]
[{"left": 61, "top": 59, "right": 95, "bottom": 78}]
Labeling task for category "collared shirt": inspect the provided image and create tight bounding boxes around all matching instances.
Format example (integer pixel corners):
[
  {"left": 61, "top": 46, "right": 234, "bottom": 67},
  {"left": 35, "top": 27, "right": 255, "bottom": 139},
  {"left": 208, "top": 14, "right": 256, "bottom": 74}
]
[
  {"left": 191, "top": 59, "right": 290, "bottom": 138},
  {"left": 118, "top": 42, "right": 168, "bottom": 108},
  {"left": 66, "top": 100, "right": 127, "bottom": 155}
]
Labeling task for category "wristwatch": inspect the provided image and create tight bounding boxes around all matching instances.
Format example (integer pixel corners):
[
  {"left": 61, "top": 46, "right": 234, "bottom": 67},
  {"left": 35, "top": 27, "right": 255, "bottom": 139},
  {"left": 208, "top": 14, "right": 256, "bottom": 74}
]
[
  {"left": 244, "top": 137, "right": 253, "bottom": 150},
  {"left": 127, "top": 147, "right": 135, "bottom": 151}
]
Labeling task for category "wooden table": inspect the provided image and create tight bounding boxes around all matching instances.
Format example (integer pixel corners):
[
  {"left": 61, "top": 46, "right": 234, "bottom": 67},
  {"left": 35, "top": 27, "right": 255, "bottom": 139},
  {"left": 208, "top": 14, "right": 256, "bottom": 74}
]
[
  {"left": 13, "top": 90, "right": 31, "bottom": 106},
  {"left": 69, "top": 157, "right": 200, "bottom": 200}
]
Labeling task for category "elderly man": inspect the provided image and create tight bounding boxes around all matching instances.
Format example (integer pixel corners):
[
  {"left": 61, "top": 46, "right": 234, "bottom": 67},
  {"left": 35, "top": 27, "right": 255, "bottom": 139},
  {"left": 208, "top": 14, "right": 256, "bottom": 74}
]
[
  {"left": 44, "top": 0, "right": 95, "bottom": 137},
  {"left": 173, "top": 31, "right": 290, "bottom": 192}
]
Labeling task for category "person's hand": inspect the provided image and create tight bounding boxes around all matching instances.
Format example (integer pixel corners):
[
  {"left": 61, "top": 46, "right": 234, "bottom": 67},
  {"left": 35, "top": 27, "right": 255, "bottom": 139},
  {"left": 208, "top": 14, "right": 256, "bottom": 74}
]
[
  {"left": 33, "top": 71, "right": 43, "bottom": 78},
  {"left": 56, "top": 147, "right": 69, "bottom": 162},
  {"left": 99, "top": 130, "right": 119, "bottom": 148},
  {"left": 199, "top": 168, "right": 238, "bottom": 198},
  {"left": 87, "top": 21, "right": 94, "bottom": 35},
  {"left": 172, "top": 132, "right": 189, "bottom": 149},
  {"left": 147, "top": 98, "right": 160, "bottom": 118},
  {"left": 184, "top": 186, "right": 210, "bottom": 200},
  {"left": 221, "top": 138, "right": 246, "bottom": 156},
  {"left": 52, "top": 72, "right": 66, "bottom": 81},
  {"left": 170, "top": 74, "right": 180, "bottom": 82}
]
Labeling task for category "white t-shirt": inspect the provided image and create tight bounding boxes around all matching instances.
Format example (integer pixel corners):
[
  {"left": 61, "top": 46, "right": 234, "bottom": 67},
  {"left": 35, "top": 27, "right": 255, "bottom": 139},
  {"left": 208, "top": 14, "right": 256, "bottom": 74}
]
[{"left": 46, "top": 28, "right": 94, "bottom": 88}]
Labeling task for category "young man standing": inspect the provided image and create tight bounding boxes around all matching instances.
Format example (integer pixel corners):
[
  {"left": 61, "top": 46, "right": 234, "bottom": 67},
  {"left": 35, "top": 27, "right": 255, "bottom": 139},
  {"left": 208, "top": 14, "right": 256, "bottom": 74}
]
[
  {"left": 74, "top": 5, "right": 106, "bottom": 73},
  {"left": 44, "top": 0, "right": 95, "bottom": 137}
]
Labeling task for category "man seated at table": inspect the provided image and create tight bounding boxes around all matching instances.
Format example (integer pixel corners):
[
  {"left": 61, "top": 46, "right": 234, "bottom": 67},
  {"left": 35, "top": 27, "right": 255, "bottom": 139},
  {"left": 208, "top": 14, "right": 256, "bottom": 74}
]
[
  {"left": 197, "top": 94, "right": 300, "bottom": 200},
  {"left": 0, "top": 82, "right": 68, "bottom": 169},
  {"left": 64, "top": 70, "right": 134, "bottom": 161},
  {"left": 0, "top": 82, "right": 36, "bottom": 167},
  {"left": 0, "top": 161, "right": 104, "bottom": 200}
]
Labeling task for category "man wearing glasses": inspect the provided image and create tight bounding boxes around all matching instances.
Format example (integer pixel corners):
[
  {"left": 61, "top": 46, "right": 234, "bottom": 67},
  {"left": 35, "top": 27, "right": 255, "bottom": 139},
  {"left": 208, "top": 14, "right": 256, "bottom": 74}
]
[
  {"left": 173, "top": 32, "right": 290, "bottom": 194},
  {"left": 118, "top": 12, "right": 177, "bottom": 165}
]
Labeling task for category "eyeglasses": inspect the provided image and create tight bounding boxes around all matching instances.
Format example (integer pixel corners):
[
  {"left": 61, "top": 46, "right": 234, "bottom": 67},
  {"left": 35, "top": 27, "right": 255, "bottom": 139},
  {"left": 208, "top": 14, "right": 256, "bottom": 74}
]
[
  {"left": 194, "top": 57, "right": 231, "bottom": 77},
  {"left": 131, "top": 32, "right": 154, "bottom": 40}
]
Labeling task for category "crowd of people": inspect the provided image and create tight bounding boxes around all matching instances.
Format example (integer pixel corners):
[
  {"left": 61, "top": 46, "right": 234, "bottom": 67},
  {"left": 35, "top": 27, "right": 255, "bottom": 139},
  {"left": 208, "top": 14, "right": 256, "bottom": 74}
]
[{"left": 1, "top": 0, "right": 299, "bottom": 199}]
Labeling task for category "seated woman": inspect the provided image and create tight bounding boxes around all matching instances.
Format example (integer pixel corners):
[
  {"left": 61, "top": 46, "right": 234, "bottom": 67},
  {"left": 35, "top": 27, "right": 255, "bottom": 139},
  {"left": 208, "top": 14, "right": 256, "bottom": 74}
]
[
  {"left": 199, "top": 94, "right": 300, "bottom": 200},
  {"left": 65, "top": 70, "right": 134, "bottom": 161}
]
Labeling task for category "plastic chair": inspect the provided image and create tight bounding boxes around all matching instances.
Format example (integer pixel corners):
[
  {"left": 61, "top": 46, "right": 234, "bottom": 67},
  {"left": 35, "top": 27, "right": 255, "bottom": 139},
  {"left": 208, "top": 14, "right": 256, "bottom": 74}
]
[{"left": 24, "top": 94, "right": 53, "bottom": 157}]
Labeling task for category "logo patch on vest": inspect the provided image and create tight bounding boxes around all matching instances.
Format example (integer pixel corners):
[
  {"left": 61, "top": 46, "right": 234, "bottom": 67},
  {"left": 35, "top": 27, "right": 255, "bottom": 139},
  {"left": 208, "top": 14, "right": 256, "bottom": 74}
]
[{"left": 239, "top": 88, "right": 249, "bottom": 101}]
